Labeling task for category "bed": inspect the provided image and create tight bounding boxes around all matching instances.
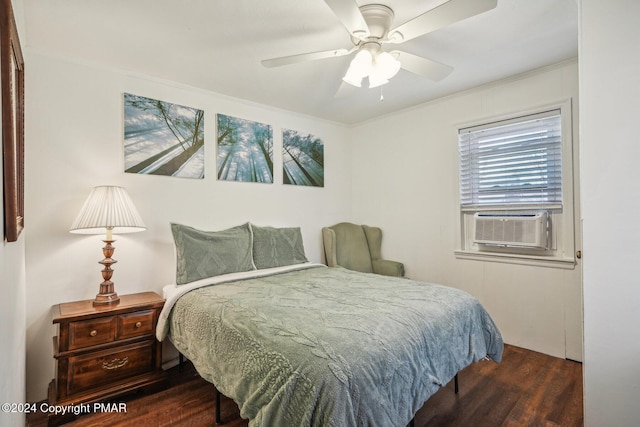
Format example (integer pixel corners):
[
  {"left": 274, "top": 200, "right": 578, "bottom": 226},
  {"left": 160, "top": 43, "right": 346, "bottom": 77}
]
[{"left": 156, "top": 222, "right": 503, "bottom": 427}]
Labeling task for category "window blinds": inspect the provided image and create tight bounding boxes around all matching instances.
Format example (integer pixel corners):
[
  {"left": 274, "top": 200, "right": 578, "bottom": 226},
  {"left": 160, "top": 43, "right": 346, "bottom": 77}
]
[{"left": 459, "top": 109, "right": 562, "bottom": 209}]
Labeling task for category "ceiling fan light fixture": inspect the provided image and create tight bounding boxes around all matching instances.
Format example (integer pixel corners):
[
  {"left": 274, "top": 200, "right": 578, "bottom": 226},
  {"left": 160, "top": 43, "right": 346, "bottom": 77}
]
[
  {"left": 343, "top": 49, "right": 373, "bottom": 87},
  {"left": 367, "top": 51, "right": 400, "bottom": 88},
  {"left": 350, "top": 49, "right": 373, "bottom": 74},
  {"left": 344, "top": 48, "right": 401, "bottom": 89},
  {"left": 342, "top": 70, "right": 363, "bottom": 87},
  {"left": 375, "top": 51, "right": 401, "bottom": 80},
  {"left": 368, "top": 74, "right": 389, "bottom": 89}
]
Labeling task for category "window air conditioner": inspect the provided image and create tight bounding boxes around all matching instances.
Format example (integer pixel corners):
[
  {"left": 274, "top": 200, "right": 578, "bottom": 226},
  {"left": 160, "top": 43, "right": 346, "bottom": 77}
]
[{"left": 473, "top": 212, "right": 549, "bottom": 249}]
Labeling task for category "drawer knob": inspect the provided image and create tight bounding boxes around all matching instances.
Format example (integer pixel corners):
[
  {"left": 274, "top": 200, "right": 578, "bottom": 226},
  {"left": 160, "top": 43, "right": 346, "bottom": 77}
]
[
  {"left": 102, "top": 357, "right": 129, "bottom": 371},
  {"left": 135, "top": 321, "right": 142, "bottom": 328},
  {"left": 90, "top": 330, "right": 98, "bottom": 337}
]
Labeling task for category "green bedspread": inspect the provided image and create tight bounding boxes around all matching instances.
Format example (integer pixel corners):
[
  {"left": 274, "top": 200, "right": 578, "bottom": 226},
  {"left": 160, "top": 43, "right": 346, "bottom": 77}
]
[{"left": 166, "top": 265, "right": 503, "bottom": 427}]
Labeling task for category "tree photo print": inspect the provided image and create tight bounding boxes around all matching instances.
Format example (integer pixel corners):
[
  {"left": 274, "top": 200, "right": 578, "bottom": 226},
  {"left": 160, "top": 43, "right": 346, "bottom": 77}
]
[
  {"left": 282, "top": 129, "right": 324, "bottom": 187},
  {"left": 123, "top": 93, "right": 205, "bottom": 178},
  {"left": 216, "top": 114, "right": 273, "bottom": 183}
]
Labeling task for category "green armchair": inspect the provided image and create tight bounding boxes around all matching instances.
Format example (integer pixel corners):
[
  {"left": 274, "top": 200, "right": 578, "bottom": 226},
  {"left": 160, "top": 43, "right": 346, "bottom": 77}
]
[{"left": 322, "top": 222, "right": 405, "bottom": 277}]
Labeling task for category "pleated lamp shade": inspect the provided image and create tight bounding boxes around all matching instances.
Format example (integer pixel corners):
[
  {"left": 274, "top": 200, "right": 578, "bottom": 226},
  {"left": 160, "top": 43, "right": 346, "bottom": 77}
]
[
  {"left": 70, "top": 186, "right": 145, "bottom": 306},
  {"left": 70, "top": 186, "right": 146, "bottom": 236}
]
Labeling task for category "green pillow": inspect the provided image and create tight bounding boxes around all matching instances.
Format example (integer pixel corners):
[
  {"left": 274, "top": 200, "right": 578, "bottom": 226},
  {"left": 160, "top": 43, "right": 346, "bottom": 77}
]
[
  {"left": 171, "top": 223, "right": 255, "bottom": 285},
  {"left": 251, "top": 224, "right": 308, "bottom": 269}
]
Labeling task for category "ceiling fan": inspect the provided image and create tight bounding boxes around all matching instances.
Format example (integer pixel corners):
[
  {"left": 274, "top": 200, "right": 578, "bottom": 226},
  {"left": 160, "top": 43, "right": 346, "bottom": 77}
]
[{"left": 262, "top": 0, "right": 497, "bottom": 89}]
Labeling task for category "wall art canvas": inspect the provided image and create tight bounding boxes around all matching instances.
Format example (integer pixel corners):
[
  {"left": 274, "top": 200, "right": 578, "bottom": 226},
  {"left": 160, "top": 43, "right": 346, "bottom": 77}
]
[
  {"left": 282, "top": 129, "right": 324, "bottom": 187},
  {"left": 216, "top": 114, "right": 273, "bottom": 183},
  {"left": 124, "top": 93, "right": 204, "bottom": 178}
]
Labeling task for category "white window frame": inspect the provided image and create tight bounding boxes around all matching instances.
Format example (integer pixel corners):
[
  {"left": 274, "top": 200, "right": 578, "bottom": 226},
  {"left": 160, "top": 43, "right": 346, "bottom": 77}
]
[{"left": 454, "top": 99, "right": 576, "bottom": 269}]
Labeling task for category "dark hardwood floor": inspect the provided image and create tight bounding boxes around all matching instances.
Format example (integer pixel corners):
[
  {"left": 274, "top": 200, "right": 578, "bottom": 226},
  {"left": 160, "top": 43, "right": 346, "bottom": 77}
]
[{"left": 27, "top": 344, "right": 583, "bottom": 427}]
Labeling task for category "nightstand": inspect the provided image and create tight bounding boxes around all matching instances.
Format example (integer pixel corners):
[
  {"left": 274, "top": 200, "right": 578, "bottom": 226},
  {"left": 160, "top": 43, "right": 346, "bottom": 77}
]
[{"left": 48, "top": 292, "right": 167, "bottom": 424}]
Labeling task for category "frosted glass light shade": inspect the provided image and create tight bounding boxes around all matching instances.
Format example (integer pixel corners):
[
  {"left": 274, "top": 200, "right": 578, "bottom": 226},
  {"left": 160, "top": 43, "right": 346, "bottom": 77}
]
[
  {"left": 343, "top": 49, "right": 401, "bottom": 88},
  {"left": 375, "top": 52, "right": 401, "bottom": 80},
  {"left": 343, "top": 50, "right": 373, "bottom": 87},
  {"left": 70, "top": 186, "right": 146, "bottom": 235},
  {"left": 368, "top": 73, "right": 389, "bottom": 89},
  {"left": 350, "top": 50, "right": 373, "bottom": 75},
  {"left": 343, "top": 67, "right": 364, "bottom": 87}
]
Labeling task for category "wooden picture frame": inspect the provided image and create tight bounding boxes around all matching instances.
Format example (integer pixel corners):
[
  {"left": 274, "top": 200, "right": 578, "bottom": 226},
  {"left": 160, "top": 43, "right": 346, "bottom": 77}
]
[{"left": 1, "top": 0, "right": 25, "bottom": 242}]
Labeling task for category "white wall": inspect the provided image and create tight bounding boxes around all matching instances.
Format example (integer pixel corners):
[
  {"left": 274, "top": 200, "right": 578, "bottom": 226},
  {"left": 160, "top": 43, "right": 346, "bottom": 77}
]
[
  {"left": 349, "top": 60, "right": 582, "bottom": 361},
  {"left": 580, "top": 1, "right": 640, "bottom": 425},
  {"left": 24, "top": 52, "right": 352, "bottom": 401},
  {"left": 0, "top": 183, "right": 27, "bottom": 427},
  {"left": 1, "top": 0, "right": 27, "bottom": 425},
  {"left": 0, "top": 236, "right": 26, "bottom": 427}
]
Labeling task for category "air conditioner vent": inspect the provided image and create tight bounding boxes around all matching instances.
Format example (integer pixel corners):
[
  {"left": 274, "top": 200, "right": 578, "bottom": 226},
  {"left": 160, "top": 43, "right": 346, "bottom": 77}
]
[{"left": 473, "top": 212, "right": 549, "bottom": 249}]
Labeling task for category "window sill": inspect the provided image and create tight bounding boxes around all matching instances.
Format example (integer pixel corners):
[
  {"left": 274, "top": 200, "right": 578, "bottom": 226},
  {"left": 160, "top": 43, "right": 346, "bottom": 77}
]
[{"left": 454, "top": 250, "right": 576, "bottom": 269}]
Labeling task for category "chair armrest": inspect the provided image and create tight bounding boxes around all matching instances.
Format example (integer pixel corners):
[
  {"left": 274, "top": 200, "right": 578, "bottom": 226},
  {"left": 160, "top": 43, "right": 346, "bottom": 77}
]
[{"left": 372, "top": 259, "right": 405, "bottom": 277}]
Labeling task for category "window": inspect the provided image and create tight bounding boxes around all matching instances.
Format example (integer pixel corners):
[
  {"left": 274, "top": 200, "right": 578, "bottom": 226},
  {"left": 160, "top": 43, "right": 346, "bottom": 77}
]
[
  {"left": 455, "top": 102, "right": 576, "bottom": 268},
  {"left": 459, "top": 110, "right": 562, "bottom": 210}
]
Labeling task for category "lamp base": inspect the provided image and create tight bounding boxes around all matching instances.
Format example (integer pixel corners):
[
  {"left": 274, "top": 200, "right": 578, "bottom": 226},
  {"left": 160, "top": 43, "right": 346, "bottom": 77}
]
[
  {"left": 93, "top": 292, "right": 120, "bottom": 306},
  {"left": 93, "top": 239, "right": 120, "bottom": 307}
]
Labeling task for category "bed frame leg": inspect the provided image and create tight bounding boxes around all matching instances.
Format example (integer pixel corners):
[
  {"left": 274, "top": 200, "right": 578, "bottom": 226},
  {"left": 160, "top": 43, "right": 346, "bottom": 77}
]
[
  {"left": 454, "top": 373, "right": 459, "bottom": 394},
  {"left": 407, "top": 373, "right": 459, "bottom": 427},
  {"left": 215, "top": 387, "right": 224, "bottom": 425}
]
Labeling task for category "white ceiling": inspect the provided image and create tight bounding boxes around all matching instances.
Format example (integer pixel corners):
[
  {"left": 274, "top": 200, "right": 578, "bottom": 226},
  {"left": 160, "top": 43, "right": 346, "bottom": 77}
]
[{"left": 22, "top": 0, "right": 578, "bottom": 124}]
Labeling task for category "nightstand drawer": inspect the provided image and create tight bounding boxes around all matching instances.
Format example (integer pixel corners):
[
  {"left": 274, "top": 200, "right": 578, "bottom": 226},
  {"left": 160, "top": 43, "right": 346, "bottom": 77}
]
[
  {"left": 117, "top": 309, "right": 155, "bottom": 340},
  {"left": 66, "top": 340, "right": 155, "bottom": 395},
  {"left": 69, "top": 316, "right": 116, "bottom": 350}
]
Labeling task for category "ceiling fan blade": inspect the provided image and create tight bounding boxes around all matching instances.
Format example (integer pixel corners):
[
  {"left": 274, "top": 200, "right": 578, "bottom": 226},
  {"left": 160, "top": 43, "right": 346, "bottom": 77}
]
[
  {"left": 393, "top": 51, "right": 453, "bottom": 81},
  {"left": 324, "top": 0, "right": 370, "bottom": 38},
  {"left": 388, "top": 0, "right": 497, "bottom": 43},
  {"left": 262, "top": 48, "right": 352, "bottom": 68}
]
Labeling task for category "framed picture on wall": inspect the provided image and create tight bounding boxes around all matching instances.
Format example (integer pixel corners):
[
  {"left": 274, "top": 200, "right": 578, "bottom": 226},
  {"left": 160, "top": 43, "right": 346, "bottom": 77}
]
[
  {"left": 1, "top": 0, "right": 25, "bottom": 243},
  {"left": 123, "top": 93, "right": 205, "bottom": 179},
  {"left": 216, "top": 114, "right": 273, "bottom": 183},
  {"left": 282, "top": 129, "right": 324, "bottom": 187}
]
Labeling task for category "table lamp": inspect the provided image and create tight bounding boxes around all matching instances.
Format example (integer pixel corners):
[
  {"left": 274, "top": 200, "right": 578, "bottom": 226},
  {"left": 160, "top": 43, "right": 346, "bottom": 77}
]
[{"left": 69, "top": 186, "right": 146, "bottom": 306}]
